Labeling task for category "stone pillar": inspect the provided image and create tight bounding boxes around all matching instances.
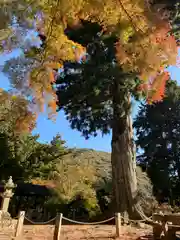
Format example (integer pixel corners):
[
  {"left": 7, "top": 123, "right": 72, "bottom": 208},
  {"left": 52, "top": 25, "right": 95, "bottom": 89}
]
[{"left": 1, "top": 176, "right": 15, "bottom": 212}]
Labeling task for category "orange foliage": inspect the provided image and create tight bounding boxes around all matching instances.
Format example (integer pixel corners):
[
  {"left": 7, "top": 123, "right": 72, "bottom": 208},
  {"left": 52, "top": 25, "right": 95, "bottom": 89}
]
[
  {"left": 132, "top": 21, "right": 178, "bottom": 104},
  {"left": 15, "top": 114, "right": 36, "bottom": 133},
  {"left": 31, "top": 179, "right": 56, "bottom": 188},
  {"left": 116, "top": 20, "right": 177, "bottom": 81},
  {"left": 48, "top": 70, "right": 56, "bottom": 84},
  {"left": 48, "top": 100, "right": 57, "bottom": 112},
  {"left": 140, "top": 72, "right": 170, "bottom": 103},
  {"left": 74, "top": 47, "right": 86, "bottom": 62},
  {"left": 30, "top": 8, "right": 178, "bottom": 114},
  {"left": 0, "top": 90, "right": 36, "bottom": 134},
  {"left": 27, "top": 60, "right": 64, "bottom": 116}
]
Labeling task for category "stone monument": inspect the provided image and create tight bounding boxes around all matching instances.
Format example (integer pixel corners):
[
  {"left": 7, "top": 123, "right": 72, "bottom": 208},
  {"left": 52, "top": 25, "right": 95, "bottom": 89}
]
[{"left": 1, "top": 176, "right": 15, "bottom": 212}]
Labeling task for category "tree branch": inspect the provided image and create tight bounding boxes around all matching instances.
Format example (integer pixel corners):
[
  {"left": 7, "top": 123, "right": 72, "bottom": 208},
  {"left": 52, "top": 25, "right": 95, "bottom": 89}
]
[{"left": 117, "top": 0, "right": 144, "bottom": 35}]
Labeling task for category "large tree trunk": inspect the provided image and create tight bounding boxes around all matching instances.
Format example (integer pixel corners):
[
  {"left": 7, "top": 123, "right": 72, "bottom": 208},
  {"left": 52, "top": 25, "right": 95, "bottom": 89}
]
[{"left": 111, "top": 82, "right": 138, "bottom": 219}]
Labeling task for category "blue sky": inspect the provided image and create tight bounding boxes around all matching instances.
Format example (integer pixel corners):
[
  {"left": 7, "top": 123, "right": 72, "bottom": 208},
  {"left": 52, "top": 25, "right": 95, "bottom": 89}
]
[{"left": 0, "top": 50, "right": 179, "bottom": 152}]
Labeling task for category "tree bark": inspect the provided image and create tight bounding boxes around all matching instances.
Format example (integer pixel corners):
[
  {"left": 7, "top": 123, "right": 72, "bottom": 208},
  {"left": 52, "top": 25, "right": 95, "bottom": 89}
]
[{"left": 111, "top": 81, "right": 137, "bottom": 219}]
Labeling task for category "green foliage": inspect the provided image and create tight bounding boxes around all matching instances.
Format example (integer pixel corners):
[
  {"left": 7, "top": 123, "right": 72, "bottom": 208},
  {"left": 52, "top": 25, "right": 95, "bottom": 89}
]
[
  {"left": 0, "top": 93, "right": 154, "bottom": 219},
  {"left": 0, "top": 0, "right": 177, "bottom": 115},
  {"left": 52, "top": 148, "right": 155, "bottom": 215},
  {"left": 170, "top": 2, "right": 180, "bottom": 42},
  {"left": 18, "top": 134, "right": 67, "bottom": 181},
  {"left": 136, "top": 166, "right": 157, "bottom": 215},
  {"left": 0, "top": 0, "right": 41, "bottom": 52},
  {"left": 134, "top": 80, "right": 180, "bottom": 203},
  {"left": 0, "top": 132, "right": 67, "bottom": 182},
  {"left": 0, "top": 89, "right": 36, "bottom": 134},
  {"left": 152, "top": 0, "right": 180, "bottom": 42},
  {"left": 47, "top": 149, "right": 105, "bottom": 218},
  {"left": 56, "top": 20, "right": 139, "bottom": 139},
  {"left": 0, "top": 91, "right": 67, "bottom": 182},
  {"left": 0, "top": 0, "right": 177, "bottom": 219}
]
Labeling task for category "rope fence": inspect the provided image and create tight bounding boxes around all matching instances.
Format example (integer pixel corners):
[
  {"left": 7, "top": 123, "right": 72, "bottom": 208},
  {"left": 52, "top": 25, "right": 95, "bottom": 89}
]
[
  {"left": 1, "top": 210, "right": 179, "bottom": 240},
  {"left": 23, "top": 211, "right": 152, "bottom": 226},
  {"left": 62, "top": 216, "right": 115, "bottom": 225},
  {"left": 0, "top": 209, "right": 157, "bottom": 240},
  {"left": 24, "top": 216, "right": 56, "bottom": 225},
  {"left": 120, "top": 215, "right": 153, "bottom": 223}
]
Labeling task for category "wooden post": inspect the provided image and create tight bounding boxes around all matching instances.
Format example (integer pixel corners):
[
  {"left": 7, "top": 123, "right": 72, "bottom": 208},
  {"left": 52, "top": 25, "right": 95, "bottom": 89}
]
[
  {"left": 115, "top": 213, "right": 121, "bottom": 237},
  {"left": 152, "top": 214, "right": 163, "bottom": 240},
  {"left": 0, "top": 210, "right": 2, "bottom": 221},
  {"left": 53, "top": 213, "right": 63, "bottom": 240},
  {"left": 14, "top": 211, "right": 25, "bottom": 238}
]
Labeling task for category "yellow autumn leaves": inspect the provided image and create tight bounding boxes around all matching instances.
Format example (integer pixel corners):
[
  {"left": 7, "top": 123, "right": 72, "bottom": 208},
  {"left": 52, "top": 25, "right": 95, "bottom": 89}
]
[
  {"left": 1, "top": 0, "right": 178, "bottom": 115},
  {"left": 0, "top": 89, "right": 36, "bottom": 133}
]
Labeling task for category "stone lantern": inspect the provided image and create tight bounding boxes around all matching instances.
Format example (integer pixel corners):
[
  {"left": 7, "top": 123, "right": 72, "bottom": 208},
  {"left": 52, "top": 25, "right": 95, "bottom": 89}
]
[{"left": 1, "top": 176, "right": 15, "bottom": 212}]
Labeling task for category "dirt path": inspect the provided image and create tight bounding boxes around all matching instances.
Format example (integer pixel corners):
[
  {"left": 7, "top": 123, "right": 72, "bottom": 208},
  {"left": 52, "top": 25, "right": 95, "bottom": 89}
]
[{"left": 0, "top": 224, "right": 153, "bottom": 240}]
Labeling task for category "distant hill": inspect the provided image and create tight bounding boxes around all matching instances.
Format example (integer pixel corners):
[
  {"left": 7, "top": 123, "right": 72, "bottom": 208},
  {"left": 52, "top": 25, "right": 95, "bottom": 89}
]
[
  {"left": 58, "top": 148, "right": 154, "bottom": 203},
  {"left": 60, "top": 148, "right": 112, "bottom": 181}
]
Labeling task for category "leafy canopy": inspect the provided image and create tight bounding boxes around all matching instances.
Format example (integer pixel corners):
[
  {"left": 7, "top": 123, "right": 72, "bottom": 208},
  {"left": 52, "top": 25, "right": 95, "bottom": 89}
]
[
  {"left": 0, "top": 89, "right": 36, "bottom": 134},
  {"left": 1, "top": 0, "right": 178, "bottom": 116},
  {"left": 134, "top": 80, "right": 180, "bottom": 201},
  {"left": 49, "top": 148, "right": 155, "bottom": 217},
  {"left": 0, "top": 90, "right": 67, "bottom": 182}
]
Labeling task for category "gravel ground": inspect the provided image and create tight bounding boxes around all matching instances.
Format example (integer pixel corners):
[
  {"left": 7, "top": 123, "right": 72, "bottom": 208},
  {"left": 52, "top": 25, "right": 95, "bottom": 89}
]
[{"left": 0, "top": 224, "right": 153, "bottom": 240}]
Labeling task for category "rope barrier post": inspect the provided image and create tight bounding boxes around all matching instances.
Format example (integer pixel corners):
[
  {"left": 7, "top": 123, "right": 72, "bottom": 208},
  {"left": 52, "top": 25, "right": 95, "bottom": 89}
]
[
  {"left": 14, "top": 211, "right": 25, "bottom": 238},
  {"left": 53, "top": 213, "right": 63, "bottom": 240},
  {"left": 115, "top": 213, "right": 121, "bottom": 238},
  {"left": 0, "top": 210, "right": 2, "bottom": 222}
]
